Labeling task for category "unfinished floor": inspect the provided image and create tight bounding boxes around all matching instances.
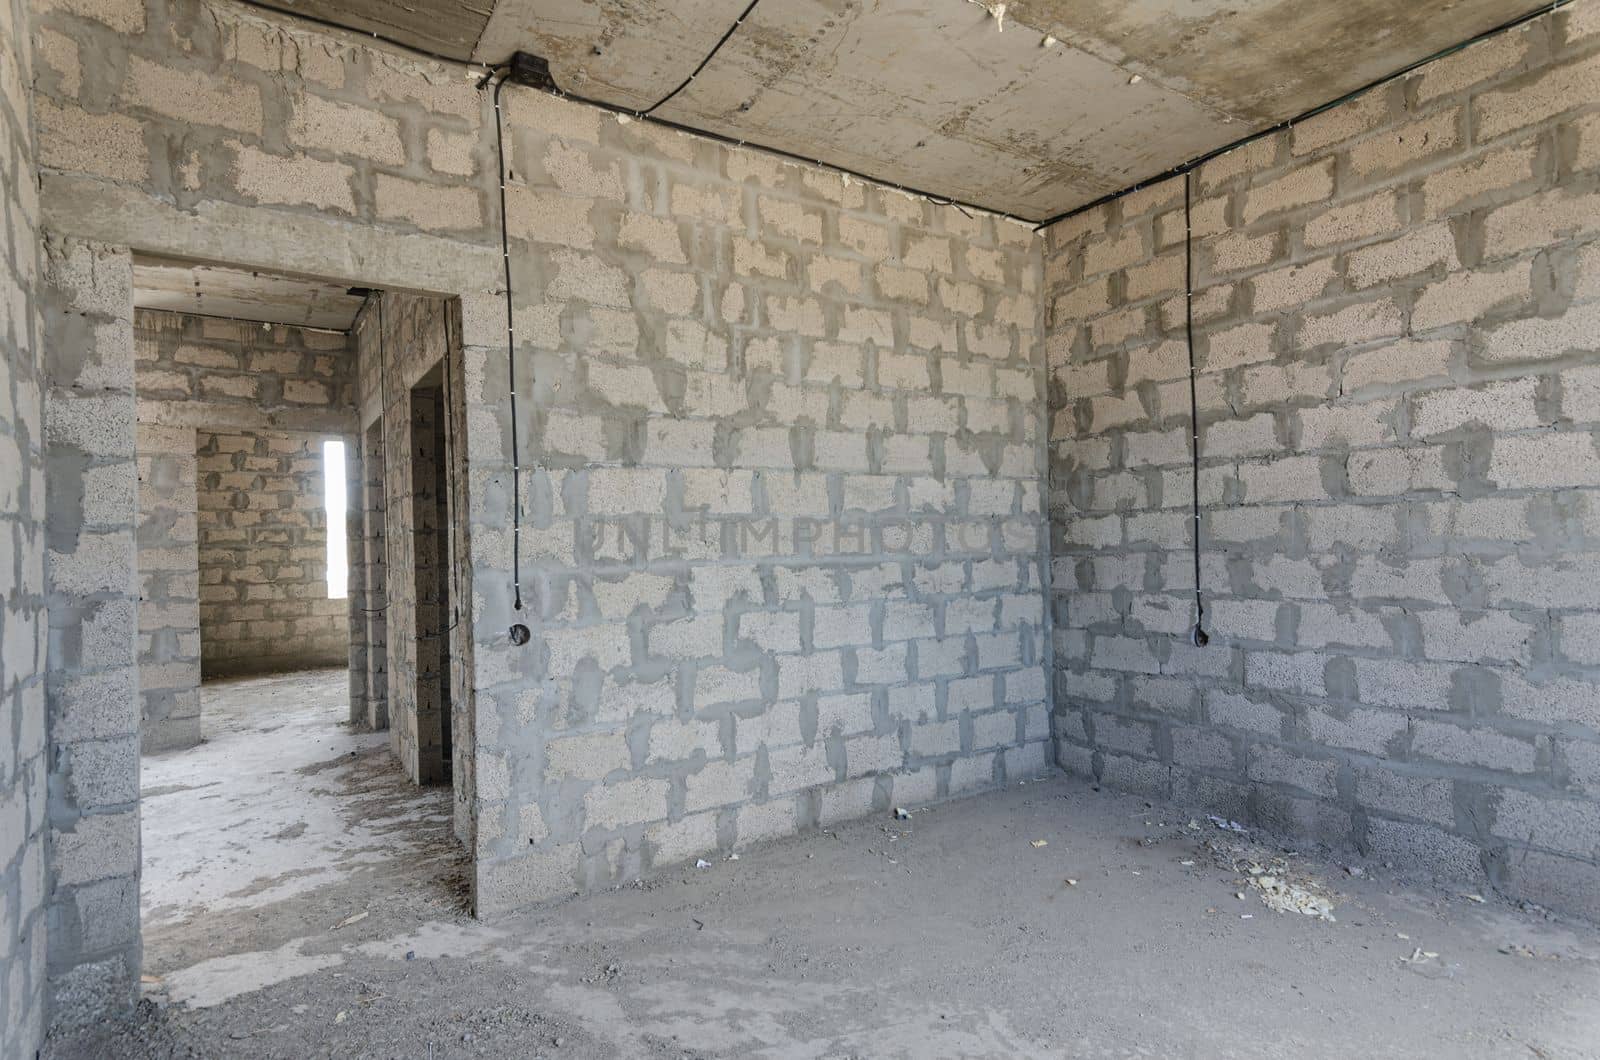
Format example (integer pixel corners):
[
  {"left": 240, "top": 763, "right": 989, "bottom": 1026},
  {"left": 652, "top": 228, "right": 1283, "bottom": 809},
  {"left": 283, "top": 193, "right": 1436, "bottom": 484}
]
[
  {"left": 41, "top": 674, "right": 1600, "bottom": 1059},
  {"left": 139, "top": 670, "right": 461, "bottom": 951}
]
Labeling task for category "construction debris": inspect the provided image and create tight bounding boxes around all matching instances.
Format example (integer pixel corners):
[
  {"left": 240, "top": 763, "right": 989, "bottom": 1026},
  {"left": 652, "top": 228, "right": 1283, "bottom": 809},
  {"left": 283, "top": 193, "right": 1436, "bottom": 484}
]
[
  {"left": 1202, "top": 836, "right": 1340, "bottom": 923},
  {"left": 967, "top": 0, "right": 1007, "bottom": 31}
]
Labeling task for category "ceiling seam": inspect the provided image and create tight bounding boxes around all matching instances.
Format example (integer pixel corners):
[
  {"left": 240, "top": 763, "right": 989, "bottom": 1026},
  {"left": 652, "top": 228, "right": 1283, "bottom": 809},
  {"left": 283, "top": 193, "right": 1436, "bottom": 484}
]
[
  {"left": 1030, "top": 0, "right": 1581, "bottom": 231},
  {"left": 230, "top": 0, "right": 1577, "bottom": 229},
  {"left": 466, "top": 0, "right": 496, "bottom": 63},
  {"left": 237, "top": 0, "right": 492, "bottom": 67},
  {"left": 237, "top": 0, "right": 1039, "bottom": 223}
]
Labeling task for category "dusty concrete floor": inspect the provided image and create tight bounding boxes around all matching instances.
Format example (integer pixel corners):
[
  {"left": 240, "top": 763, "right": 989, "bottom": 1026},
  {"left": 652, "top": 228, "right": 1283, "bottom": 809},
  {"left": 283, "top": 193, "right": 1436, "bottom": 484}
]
[{"left": 46, "top": 669, "right": 1600, "bottom": 1059}]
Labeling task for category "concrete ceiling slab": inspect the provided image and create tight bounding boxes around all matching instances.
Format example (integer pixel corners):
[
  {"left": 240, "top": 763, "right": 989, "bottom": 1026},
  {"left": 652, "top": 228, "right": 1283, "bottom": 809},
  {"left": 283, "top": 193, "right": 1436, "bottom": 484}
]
[
  {"left": 647, "top": 0, "right": 1534, "bottom": 220},
  {"left": 471, "top": 0, "right": 754, "bottom": 109},
  {"left": 1004, "top": 0, "right": 1520, "bottom": 122},
  {"left": 243, "top": 0, "right": 1539, "bottom": 220},
  {"left": 246, "top": 0, "right": 493, "bottom": 62},
  {"left": 133, "top": 256, "right": 366, "bottom": 331},
  {"left": 652, "top": 0, "right": 1241, "bottom": 218}
]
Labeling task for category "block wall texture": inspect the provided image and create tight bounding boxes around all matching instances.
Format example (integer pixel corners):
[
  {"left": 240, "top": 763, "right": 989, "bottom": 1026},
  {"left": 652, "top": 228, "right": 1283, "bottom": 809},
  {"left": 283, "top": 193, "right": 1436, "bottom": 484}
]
[
  {"left": 194, "top": 427, "right": 349, "bottom": 676},
  {"left": 463, "top": 88, "right": 1051, "bottom": 913},
  {"left": 353, "top": 293, "right": 472, "bottom": 808},
  {"left": 133, "top": 309, "right": 355, "bottom": 435},
  {"left": 40, "top": 238, "right": 142, "bottom": 1029},
  {"left": 0, "top": 0, "right": 48, "bottom": 1051},
  {"left": 134, "top": 310, "right": 356, "bottom": 684},
  {"left": 134, "top": 422, "right": 199, "bottom": 751},
  {"left": 357, "top": 419, "right": 388, "bottom": 730},
  {"left": 23, "top": 0, "right": 1053, "bottom": 918},
  {"left": 1043, "top": 6, "right": 1600, "bottom": 919},
  {"left": 29, "top": 0, "right": 501, "bottom": 258},
  {"left": 344, "top": 419, "right": 368, "bottom": 728}
]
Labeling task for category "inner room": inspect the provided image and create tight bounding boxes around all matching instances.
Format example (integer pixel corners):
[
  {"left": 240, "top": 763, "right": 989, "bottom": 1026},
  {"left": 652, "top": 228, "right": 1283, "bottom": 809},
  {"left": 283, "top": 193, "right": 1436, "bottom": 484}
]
[
  {"left": 127, "top": 259, "right": 469, "bottom": 990},
  {"left": 3, "top": 0, "right": 1598, "bottom": 1057}
]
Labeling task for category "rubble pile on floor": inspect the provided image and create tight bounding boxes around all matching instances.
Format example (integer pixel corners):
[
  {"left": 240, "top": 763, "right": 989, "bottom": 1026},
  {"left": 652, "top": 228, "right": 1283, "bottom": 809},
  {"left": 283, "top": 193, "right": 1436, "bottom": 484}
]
[{"left": 1200, "top": 832, "right": 1341, "bottom": 923}]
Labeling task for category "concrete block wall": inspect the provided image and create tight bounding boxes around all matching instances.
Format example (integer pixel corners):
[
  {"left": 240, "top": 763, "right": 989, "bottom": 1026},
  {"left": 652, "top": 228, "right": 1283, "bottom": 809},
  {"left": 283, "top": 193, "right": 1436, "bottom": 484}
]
[
  {"left": 133, "top": 311, "right": 355, "bottom": 427},
  {"left": 344, "top": 421, "right": 369, "bottom": 728},
  {"left": 9, "top": 0, "right": 1593, "bottom": 1037},
  {"left": 39, "top": 238, "right": 141, "bottom": 1028},
  {"left": 134, "top": 422, "right": 199, "bottom": 751},
  {"left": 194, "top": 427, "right": 349, "bottom": 676},
  {"left": 0, "top": 0, "right": 48, "bottom": 1051},
  {"left": 464, "top": 86, "right": 1051, "bottom": 912},
  {"left": 442, "top": 307, "right": 478, "bottom": 847},
  {"left": 20, "top": 0, "right": 1051, "bottom": 912},
  {"left": 28, "top": 0, "right": 499, "bottom": 255},
  {"left": 22, "top": 0, "right": 1051, "bottom": 917},
  {"left": 24, "top": 0, "right": 500, "bottom": 1025},
  {"left": 134, "top": 309, "right": 356, "bottom": 689},
  {"left": 1042, "top": 6, "right": 1600, "bottom": 919},
  {"left": 357, "top": 419, "right": 388, "bottom": 730},
  {"left": 353, "top": 293, "right": 470, "bottom": 793}
]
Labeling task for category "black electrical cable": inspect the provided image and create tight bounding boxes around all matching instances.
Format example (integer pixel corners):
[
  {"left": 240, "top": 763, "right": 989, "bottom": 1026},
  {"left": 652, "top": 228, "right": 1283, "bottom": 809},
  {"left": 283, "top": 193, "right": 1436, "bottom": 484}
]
[
  {"left": 1183, "top": 171, "right": 1208, "bottom": 649},
  {"left": 417, "top": 616, "right": 462, "bottom": 641},
  {"left": 1032, "top": 0, "right": 1576, "bottom": 232},
  {"left": 488, "top": 78, "right": 518, "bottom": 575},
  {"left": 646, "top": 0, "right": 764, "bottom": 114},
  {"left": 489, "top": 73, "right": 528, "bottom": 628}
]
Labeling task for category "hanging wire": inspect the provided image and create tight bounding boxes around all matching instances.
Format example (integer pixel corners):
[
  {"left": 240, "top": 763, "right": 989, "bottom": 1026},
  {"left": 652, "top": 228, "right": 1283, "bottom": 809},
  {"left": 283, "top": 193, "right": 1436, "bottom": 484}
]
[
  {"left": 489, "top": 72, "right": 526, "bottom": 619},
  {"left": 1183, "top": 172, "right": 1208, "bottom": 648}
]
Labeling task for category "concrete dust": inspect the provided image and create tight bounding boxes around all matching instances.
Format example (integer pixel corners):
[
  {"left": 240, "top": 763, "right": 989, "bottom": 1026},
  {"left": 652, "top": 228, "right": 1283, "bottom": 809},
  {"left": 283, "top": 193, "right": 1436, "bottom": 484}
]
[{"left": 45, "top": 671, "right": 1600, "bottom": 1059}]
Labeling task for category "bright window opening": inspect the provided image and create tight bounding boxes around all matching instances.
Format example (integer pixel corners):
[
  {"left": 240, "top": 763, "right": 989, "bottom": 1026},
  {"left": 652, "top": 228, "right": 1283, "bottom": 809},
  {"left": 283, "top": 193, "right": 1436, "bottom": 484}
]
[{"left": 323, "top": 439, "right": 348, "bottom": 600}]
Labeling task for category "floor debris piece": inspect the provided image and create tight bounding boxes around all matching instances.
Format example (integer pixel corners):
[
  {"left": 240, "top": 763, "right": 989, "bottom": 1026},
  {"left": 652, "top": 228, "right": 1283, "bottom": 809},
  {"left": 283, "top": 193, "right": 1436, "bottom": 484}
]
[
  {"left": 1202, "top": 836, "right": 1340, "bottom": 922},
  {"left": 966, "top": 0, "right": 1007, "bottom": 32}
]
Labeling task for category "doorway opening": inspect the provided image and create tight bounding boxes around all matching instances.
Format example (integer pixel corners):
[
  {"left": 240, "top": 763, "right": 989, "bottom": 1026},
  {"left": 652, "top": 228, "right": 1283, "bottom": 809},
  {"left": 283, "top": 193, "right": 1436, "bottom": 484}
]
[
  {"left": 128, "top": 256, "right": 469, "bottom": 1002},
  {"left": 409, "top": 365, "right": 454, "bottom": 784}
]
